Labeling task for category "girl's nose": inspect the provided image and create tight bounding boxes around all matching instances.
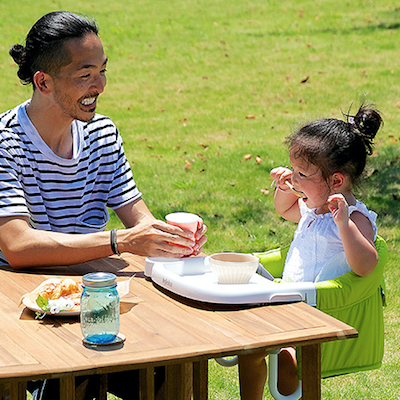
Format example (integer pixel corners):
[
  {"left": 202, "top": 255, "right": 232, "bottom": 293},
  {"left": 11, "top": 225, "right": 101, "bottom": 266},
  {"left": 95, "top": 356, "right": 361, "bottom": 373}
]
[{"left": 291, "top": 172, "right": 298, "bottom": 185}]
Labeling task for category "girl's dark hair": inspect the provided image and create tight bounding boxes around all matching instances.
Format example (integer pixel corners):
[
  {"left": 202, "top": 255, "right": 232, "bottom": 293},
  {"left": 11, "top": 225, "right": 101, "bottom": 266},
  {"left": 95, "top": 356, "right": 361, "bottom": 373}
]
[
  {"left": 287, "top": 104, "right": 383, "bottom": 186},
  {"left": 9, "top": 11, "right": 99, "bottom": 87}
]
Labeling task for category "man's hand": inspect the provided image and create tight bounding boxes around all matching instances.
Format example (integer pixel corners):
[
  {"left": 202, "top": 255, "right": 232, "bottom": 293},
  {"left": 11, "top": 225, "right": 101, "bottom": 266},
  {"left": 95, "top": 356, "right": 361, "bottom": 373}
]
[
  {"left": 120, "top": 218, "right": 207, "bottom": 258},
  {"left": 116, "top": 199, "right": 207, "bottom": 258}
]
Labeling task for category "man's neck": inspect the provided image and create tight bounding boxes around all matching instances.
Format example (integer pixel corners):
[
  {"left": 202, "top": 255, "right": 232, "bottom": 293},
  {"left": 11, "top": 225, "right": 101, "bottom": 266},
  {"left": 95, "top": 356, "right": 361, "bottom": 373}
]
[{"left": 26, "top": 96, "right": 74, "bottom": 159}]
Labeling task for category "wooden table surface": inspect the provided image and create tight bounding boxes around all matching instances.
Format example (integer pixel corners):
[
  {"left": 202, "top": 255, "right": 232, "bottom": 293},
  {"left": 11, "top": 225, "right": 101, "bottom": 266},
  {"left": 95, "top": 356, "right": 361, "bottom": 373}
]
[{"left": 0, "top": 253, "right": 358, "bottom": 400}]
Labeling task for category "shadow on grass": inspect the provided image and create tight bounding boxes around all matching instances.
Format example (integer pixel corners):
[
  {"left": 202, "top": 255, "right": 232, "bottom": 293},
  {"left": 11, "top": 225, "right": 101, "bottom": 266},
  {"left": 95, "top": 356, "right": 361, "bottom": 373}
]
[
  {"left": 264, "top": 15, "right": 400, "bottom": 38},
  {"left": 364, "top": 145, "right": 400, "bottom": 233}
]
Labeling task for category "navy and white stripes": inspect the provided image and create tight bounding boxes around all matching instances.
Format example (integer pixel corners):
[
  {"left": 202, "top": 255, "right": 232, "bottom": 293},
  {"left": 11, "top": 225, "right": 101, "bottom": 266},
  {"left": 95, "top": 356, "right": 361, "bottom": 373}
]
[{"left": 0, "top": 101, "right": 141, "bottom": 234}]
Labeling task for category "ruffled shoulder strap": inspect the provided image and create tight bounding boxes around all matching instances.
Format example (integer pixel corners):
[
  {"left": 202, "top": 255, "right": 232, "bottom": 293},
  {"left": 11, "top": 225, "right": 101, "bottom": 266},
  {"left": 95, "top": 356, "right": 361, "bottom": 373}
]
[{"left": 348, "top": 201, "right": 378, "bottom": 239}]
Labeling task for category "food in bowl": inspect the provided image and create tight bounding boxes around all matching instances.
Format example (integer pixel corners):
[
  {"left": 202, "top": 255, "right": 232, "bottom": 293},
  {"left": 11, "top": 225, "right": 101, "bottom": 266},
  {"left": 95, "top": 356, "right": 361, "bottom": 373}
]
[{"left": 209, "top": 252, "right": 259, "bottom": 284}]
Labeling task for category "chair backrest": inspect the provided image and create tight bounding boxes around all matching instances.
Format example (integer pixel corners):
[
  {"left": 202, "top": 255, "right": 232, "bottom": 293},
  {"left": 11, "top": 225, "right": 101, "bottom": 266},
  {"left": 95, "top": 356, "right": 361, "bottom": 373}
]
[{"left": 316, "top": 235, "right": 387, "bottom": 377}]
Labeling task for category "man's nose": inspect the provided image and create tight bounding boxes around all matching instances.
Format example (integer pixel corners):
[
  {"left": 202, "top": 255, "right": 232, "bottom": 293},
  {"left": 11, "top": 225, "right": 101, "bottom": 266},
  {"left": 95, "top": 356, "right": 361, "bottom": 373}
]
[{"left": 92, "top": 74, "right": 106, "bottom": 93}]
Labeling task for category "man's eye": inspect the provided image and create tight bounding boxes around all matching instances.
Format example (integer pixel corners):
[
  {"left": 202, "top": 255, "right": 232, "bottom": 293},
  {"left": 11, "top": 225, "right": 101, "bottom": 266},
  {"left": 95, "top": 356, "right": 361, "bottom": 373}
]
[{"left": 299, "top": 172, "right": 306, "bottom": 177}]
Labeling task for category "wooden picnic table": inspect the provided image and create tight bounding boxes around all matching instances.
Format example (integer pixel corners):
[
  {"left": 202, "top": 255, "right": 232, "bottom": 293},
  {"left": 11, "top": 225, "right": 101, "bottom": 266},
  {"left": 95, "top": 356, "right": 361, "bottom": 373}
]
[{"left": 0, "top": 253, "right": 357, "bottom": 399}]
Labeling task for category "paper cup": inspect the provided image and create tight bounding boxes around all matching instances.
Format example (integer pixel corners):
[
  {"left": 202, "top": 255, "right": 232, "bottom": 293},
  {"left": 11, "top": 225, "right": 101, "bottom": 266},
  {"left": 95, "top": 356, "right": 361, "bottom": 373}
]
[
  {"left": 209, "top": 252, "right": 259, "bottom": 284},
  {"left": 165, "top": 212, "right": 201, "bottom": 233}
]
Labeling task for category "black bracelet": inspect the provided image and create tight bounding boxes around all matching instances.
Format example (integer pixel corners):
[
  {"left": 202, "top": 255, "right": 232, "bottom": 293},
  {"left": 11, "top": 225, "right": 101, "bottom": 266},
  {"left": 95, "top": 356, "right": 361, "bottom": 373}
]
[{"left": 110, "top": 228, "right": 120, "bottom": 256}]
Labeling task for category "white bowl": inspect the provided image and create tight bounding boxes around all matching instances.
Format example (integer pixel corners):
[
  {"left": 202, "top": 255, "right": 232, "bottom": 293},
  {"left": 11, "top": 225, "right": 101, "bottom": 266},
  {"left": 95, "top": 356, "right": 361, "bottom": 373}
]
[{"left": 209, "top": 252, "right": 259, "bottom": 284}]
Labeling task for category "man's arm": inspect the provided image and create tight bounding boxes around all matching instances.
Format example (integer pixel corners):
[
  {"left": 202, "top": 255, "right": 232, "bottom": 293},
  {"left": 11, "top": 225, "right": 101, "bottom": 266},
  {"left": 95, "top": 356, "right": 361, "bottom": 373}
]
[
  {"left": 0, "top": 199, "right": 206, "bottom": 269},
  {"left": 0, "top": 216, "right": 114, "bottom": 268}
]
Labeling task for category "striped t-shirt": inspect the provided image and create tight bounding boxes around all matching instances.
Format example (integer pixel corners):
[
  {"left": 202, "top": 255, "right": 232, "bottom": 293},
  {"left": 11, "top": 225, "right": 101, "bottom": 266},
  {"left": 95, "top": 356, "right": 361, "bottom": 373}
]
[{"left": 0, "top": 100, "right": 142, "bottom": 234}]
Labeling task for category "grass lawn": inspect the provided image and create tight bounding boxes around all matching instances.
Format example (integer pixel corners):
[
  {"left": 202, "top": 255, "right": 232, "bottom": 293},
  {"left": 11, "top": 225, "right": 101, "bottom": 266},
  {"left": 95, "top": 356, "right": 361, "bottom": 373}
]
[{"left": 1, "top": 0, "right": 400, "bottom": 398}]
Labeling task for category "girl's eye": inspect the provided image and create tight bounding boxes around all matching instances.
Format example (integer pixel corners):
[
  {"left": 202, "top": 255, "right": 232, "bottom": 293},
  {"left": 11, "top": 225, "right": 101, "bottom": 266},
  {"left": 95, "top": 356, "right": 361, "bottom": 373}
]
[{"left": 299, "top": 172, "right": 306, "bottom": 178}]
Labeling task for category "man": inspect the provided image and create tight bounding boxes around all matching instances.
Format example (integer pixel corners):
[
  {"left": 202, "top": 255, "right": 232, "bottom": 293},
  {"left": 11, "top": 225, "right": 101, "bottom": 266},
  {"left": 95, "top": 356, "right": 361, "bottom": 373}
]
[
  {"left": 1, "top": 11, "right": 206, "bottom": 267},
  {"left": 1, "top": 11, "right": 206, "bottom": 399}
]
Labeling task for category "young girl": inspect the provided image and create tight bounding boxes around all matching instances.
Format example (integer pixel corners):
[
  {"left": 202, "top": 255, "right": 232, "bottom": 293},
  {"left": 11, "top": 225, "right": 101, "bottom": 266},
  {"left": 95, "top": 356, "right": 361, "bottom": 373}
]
[{"left": 238, "top": 104, "right": 383, "bottom": 399}]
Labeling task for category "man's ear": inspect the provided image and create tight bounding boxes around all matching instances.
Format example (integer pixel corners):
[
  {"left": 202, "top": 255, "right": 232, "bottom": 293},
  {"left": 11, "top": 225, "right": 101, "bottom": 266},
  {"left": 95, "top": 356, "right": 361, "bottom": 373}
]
[
  {"left": 330, "top": 172, "right": 346, "bottom": 191},
  {"left": 32, "top": 71, "right": 52, "bottom": 94}
]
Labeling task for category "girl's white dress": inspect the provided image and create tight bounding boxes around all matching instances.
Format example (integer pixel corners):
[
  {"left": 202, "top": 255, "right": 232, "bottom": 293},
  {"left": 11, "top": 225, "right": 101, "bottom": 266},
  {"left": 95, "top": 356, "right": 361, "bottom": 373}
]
[{"left": 282, "top": 199, "right": 377, "bottom": 283}]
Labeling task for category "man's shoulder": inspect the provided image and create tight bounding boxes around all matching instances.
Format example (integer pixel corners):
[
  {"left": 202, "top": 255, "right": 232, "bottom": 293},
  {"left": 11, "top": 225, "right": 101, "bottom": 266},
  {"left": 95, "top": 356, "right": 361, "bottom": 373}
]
[
  {"left": 0, "top": 104, "right": 21, "bottom": 133},
  {"left": 0, "top": 111, "right": 23, "bottom": 147}
]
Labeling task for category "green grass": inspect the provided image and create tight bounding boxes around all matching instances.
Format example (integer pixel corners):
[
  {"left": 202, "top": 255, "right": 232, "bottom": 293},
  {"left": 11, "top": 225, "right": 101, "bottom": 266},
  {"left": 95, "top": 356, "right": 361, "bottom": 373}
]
[{"left": 1, "top": 0, "right": 400, "bottom": 398}]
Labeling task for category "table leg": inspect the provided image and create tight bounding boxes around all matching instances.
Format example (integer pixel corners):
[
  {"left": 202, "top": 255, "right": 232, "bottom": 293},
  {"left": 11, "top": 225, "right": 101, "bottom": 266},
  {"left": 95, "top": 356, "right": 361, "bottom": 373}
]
[
  {"left": 98, "top": 374, "right": 107, "bottom": 400},
  {"left": 301, "top": 343, "right": 321, "bottom": 400},
  {"left": 9, "top": 381, "right": 26, "bottom": 400},
  {"left": 0, "top": 382, "right": 10, "bottom": 400},
  {"left": 193, "top": 360, "right": 208, "bottom": 400},
  {"left": 60, "top": 376, "right": 75, "bottom": 400},
  {"left": 140, "top": 367, "right": 155, "bottom": 400},
  {"left": 164, "top": 363, "right": 192, "bottom": 400}
]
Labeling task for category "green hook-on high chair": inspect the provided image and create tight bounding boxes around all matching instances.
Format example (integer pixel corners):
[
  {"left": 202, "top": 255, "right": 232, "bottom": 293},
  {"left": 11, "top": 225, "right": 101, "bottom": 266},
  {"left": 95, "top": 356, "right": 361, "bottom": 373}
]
[
  {"left": 216, "top": 235, "right": 387, "bottom": 400},
  {"left": 255, "top": 234, "right": 387, "bottom": 378}
]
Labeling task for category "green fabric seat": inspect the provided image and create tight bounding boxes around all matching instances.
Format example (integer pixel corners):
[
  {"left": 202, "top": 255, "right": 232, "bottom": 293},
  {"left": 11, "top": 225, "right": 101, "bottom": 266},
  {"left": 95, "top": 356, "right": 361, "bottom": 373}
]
[{"left": 253, "top": 235, "right": 387, "bottom": 378}]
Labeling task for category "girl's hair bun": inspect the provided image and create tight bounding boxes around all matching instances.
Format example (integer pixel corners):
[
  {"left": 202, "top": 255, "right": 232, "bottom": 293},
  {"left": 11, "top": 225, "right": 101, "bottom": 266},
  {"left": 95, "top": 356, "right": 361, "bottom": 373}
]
[{"left": 348, "top": 104, "right": 383, "bottom": 155}]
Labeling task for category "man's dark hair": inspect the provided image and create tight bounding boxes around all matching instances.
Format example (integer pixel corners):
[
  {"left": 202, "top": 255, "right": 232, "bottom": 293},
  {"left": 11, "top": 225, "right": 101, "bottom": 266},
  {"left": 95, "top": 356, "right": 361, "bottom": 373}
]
[{"left": 9, "top": 11, "right": 99, "bottom": 87}]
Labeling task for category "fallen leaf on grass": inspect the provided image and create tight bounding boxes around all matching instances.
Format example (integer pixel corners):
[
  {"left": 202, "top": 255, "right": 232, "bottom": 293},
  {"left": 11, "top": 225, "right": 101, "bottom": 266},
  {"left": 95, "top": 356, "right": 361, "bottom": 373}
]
[
  {"left": 260, "top": 188, "right": 269, "bottom": 195},
  {"left": 184, "top": 160, "right": 191, "bottom": 169},
  {"left": 243, "top": 154, "right": 252, "bottom": 161},
  {"left": 246, "top": 115, "right": 257, "bottom": 119},
  {"left": 256, "top": 155, "right": 262, "bottom": 164},
  {"left": 300, "top": 76, "right": 309, "bottom": 83}
]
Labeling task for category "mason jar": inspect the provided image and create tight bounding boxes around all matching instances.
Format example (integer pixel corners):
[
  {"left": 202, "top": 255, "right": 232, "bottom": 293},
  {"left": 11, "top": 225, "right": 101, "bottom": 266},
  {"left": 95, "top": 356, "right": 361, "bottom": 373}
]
[{"left": 80, "top": 272, "right": 120, "bottom": 344}]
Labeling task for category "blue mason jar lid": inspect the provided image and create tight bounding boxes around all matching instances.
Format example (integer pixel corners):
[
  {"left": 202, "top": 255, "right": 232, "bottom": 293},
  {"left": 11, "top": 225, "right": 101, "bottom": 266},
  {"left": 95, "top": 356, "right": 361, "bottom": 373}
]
[{"left": 82, "top": 272, "right": 117, "bottom": 288}]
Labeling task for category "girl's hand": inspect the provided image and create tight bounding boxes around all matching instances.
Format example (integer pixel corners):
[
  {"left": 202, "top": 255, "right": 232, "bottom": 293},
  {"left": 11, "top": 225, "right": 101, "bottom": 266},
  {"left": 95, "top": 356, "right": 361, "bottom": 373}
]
[
  {"left": 270, "top": 167, "right": 293, "bottom": 192},
  {"left": 328, "top": 194, "right": 349, "bottom": 227},
  {"left": 271, "top": 166, "right": 301, "bottom": 223}
]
